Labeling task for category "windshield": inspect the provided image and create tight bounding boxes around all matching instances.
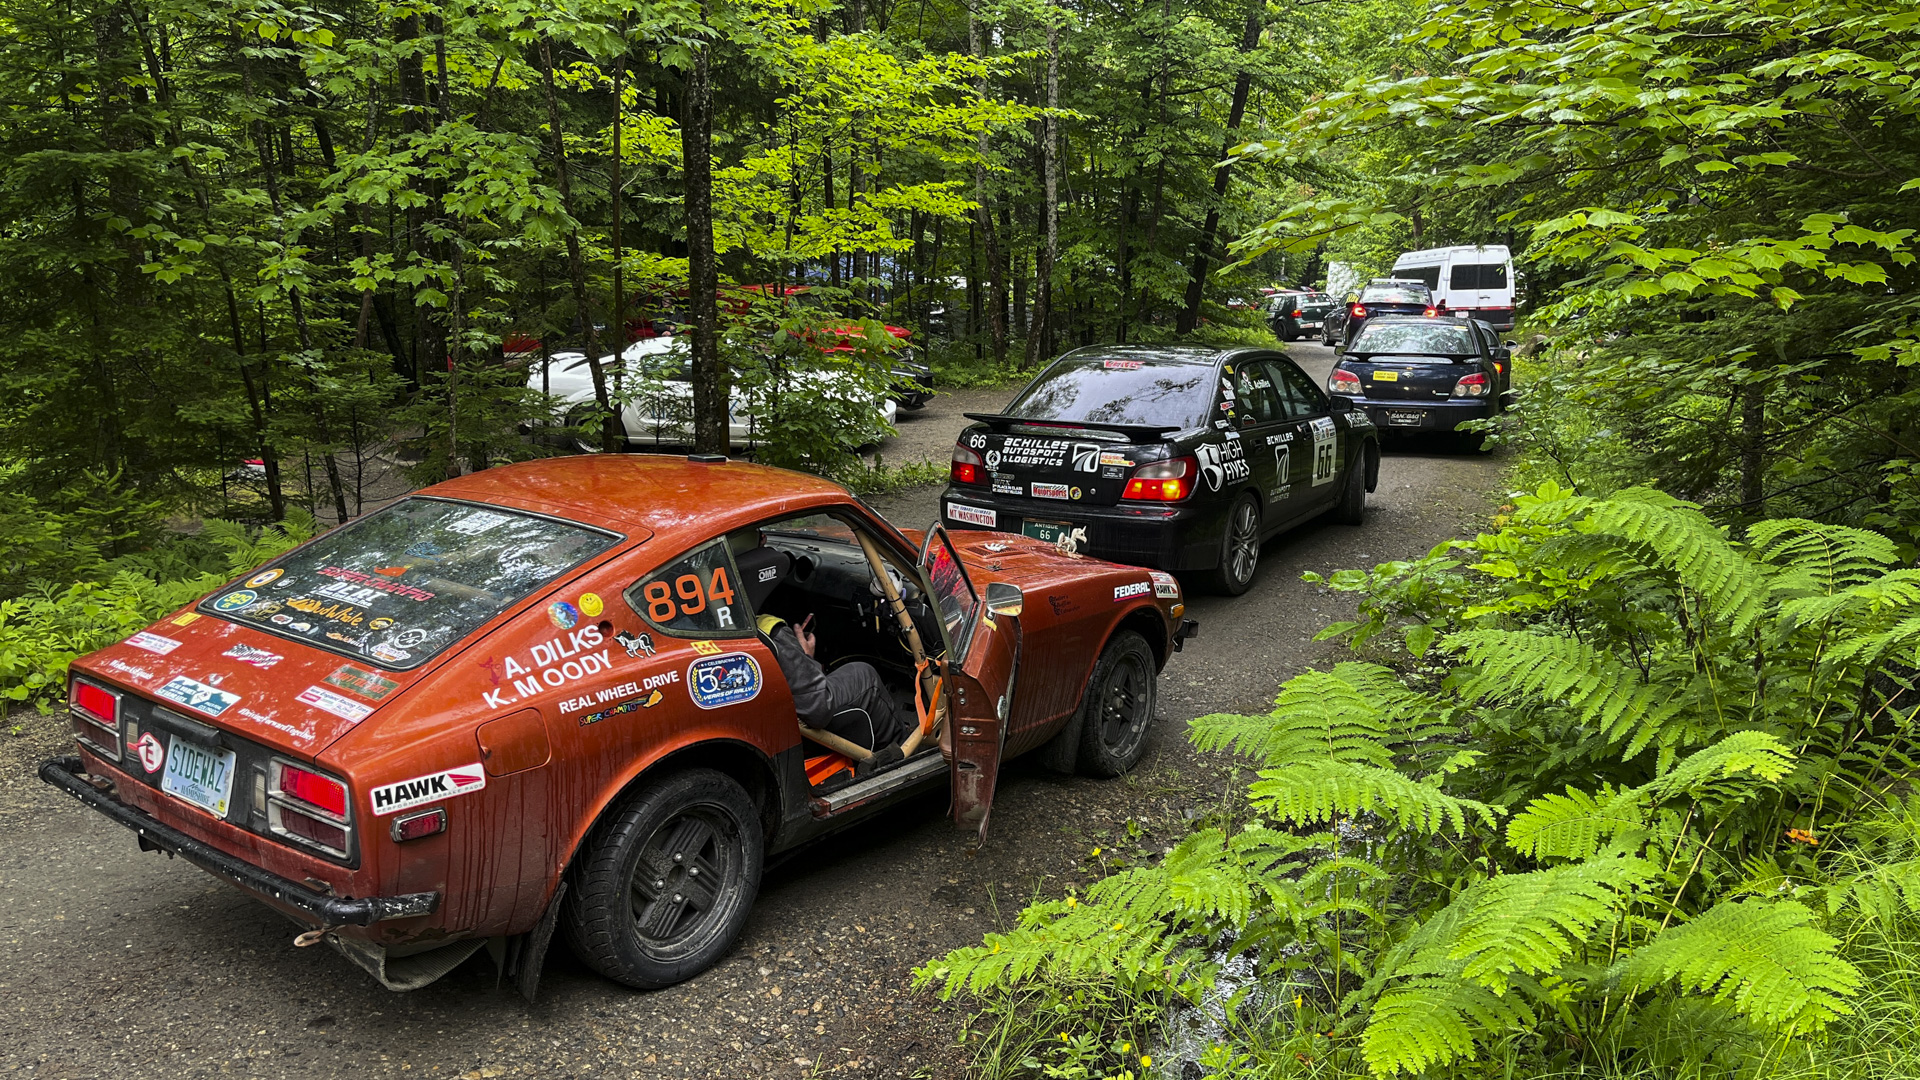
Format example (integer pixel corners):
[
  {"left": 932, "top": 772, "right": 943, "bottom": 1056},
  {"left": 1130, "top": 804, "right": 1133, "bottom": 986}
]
[
  {"left": 1360, "top": 283, "right": 1431, "bottom": 305},
  {"left": 1004, "top": 355, "right": 1215, "bottom": 429},
  {"left": 1350, "top": 322, "right": 1476, "bottom": 356},
  {"left": 203, "top": 498, "right": 622, "bottom": 670}
]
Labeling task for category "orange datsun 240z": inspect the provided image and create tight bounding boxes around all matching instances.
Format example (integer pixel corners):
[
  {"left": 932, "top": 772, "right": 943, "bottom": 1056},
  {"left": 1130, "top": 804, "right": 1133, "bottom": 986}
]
[{"left": 42, "top": 455, "right": 1197, "bottom": 994}]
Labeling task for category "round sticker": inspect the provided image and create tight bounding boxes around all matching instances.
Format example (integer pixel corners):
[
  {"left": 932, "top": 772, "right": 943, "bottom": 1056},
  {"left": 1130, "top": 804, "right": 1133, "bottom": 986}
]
[
  {"left": 1070, "top": 487, "right": 1082, "bottom": 500},
  {"left": 246, "top": 568, "right": 284, "bottom": 588},
  {"left": 579, "top": 592, "right": 604, "bottom": 618},
  {"left": 548, "top": 601, "right": 580, "bottom": 630},
  {"left": 213, "top": 590, "right": 257, "bottom": 612},
  {"left": 369, "top": 617, "right": 394, "bottom": 631}
]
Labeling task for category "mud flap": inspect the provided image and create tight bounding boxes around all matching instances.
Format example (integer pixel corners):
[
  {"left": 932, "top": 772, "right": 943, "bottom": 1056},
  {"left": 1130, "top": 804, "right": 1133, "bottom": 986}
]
[
  {"left": 329, "top": 934, "right": 488, "bottom": 992},
  {"left": 515, "top": 880, "right": 568, "bottom": 1004}
]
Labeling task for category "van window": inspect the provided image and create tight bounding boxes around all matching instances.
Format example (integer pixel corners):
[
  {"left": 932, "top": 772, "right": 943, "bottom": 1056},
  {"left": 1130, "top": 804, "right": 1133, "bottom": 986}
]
[
  {"left": 1396, "top": 266, "right": 1441, "bottom": 290},
  {"left": 1450, "top": 263, "right": 1509, "bottom": 290}
]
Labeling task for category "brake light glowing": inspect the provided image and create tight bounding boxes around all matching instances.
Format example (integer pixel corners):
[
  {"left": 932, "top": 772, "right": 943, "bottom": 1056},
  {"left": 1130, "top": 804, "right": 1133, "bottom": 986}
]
[
  {"left": 1123, "top": 457, "right": 1196, "bottom": 502},
  {"left": 1330, "top": 369, "right": 1363, "bottom": 396},
  {"left": 1453, "top": 372, "right": 1490, "bottom": 398},
  {"left": 1291, "top": 309, "right": 1305, "bottom": 318},
  {"left": 275, "top": 761, "right": 348, "bottom": 818},
  {"left": 72, "top": 682, "right": 117, "bottom": 725},
  {"left": 1350, "top": 303, "right": 1367, "bottom": 319},
  {"left": 1423, "top": 307, "right": 1438, "bottom": 317},
  {"left": 950, "top": 444, "right": 985, "bottom": 486}
]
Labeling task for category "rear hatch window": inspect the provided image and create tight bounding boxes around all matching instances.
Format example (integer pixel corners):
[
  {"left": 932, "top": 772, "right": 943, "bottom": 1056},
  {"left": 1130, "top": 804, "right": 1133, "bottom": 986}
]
[
  {"left": 1005, "top": 355, "right": 1214, "bottom": 430},
  {"left": 1345, "top": 322, "right": 1477, "bottom": 399},
  {"left": 1350, "top": 322, "right": 1475, "bottom": 356},
  {"left": 1359, "top": 284, "right": 1431, "bottom": 306},
  {"left": 201, "top": 498, "right": 622, "bottom": 670}
]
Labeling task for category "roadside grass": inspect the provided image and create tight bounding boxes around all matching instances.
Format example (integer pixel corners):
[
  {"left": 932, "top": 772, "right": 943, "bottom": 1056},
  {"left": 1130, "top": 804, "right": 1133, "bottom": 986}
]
[{"left": 833, "top": 456, "right": 949, "bottom": 495}]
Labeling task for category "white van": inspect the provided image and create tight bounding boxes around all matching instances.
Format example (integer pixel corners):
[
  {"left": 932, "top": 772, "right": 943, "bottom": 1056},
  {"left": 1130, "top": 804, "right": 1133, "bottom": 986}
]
[{"left": 1390, "top": 246, "right": 1517, "bottom": 330}]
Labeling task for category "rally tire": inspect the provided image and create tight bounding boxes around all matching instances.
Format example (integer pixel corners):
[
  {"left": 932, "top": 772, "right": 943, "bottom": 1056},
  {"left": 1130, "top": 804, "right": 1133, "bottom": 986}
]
[
  {"left": 1208, "top": 494, "right": 1261, "bottom": 596},
  {"left": 1334, "top": 444, "right": 1369, "bottom": 525},
  {"left": 563, "top": 768, "right": 762, "bottom": 989},
  {"left": 1075, "top": 631, "right": 1157, "bottom": 778}
]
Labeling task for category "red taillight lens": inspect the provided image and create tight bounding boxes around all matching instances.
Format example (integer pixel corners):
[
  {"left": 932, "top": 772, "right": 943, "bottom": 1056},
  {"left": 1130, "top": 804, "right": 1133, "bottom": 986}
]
[
  {"left": 1330, "top": 369, "right": 1364, "bottom": 396},
  {"left": 1453, "top": 372, "right": 1490, "bottom": 398},
  {"left": 1122, "top": 457, "right": 1196, "bottom": 502},
  {"left": 1423, "top": 307, "right": 1438, "bottom": 317},
  {"left": 951, "top": 444, "right": 986, "bottom": 486},
  {"left": 72, "top": 681, "right": 118, "bottom": 726},
  {"left": 274, "top": 806, "right": 350, "bottom": 853},
  {"left": 1350, "top": 304, "right": 1367, "bottom": 319},
  {"left": 1291, "top": 309, "right": 1305, "bottom": 318},
  {"left": 391, "top": 807, "right": 448, "bottom": 843},
  {"left": 277, "top": 762, "right": 349, "bottom": 818}
]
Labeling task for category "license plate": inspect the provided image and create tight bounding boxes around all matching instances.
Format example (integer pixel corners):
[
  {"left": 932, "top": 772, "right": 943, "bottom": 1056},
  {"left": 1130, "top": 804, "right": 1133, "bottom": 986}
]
[
  {"left": 1022, "top": 519, "right": 1073, "bottom": 544},
  {"left": 161, "top": 736, "right": 237, "bottom": 817},
  {"left": 1301, "top": 321, "right": 1321, "bottom": 329},
  {"left": 1386, "top": 410, "right": 1426, "bottom": 428}
]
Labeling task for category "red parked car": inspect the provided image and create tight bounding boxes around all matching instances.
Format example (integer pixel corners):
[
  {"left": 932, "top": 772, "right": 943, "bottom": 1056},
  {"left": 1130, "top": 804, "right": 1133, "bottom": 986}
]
[{"left": 43, "top": 456, "right": 1194, "bottom": 994}]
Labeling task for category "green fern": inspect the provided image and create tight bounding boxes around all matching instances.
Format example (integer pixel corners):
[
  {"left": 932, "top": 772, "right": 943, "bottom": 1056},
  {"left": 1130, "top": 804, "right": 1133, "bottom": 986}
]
[
  {"left": 1575, "top": 488, "right": 1769, "bottom": 635},
  {"left": 1448, "top": 627, "right": 1686, "bottom": 756},
  {"left": 1507, "top": 785, "right": 1651, "bottom": 859},
  {"left": 1363, "top": 969, "right": 1539, "bottom": 1075},
  {"left": 1449, "top": 857, "right": 1659, "bottom": 992},
  {"left": 1613, "top": 898, "right": 1861, "bottom": 1033},
  {"left": 1250, "top": 760, "right": 1497, "bottom": 836}
]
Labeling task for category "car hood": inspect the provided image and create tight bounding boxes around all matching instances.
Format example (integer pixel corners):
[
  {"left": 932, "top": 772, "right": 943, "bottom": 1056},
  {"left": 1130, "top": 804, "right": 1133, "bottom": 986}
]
[{"left": 73, "top": 612, "right": 436, "bottom": 759}]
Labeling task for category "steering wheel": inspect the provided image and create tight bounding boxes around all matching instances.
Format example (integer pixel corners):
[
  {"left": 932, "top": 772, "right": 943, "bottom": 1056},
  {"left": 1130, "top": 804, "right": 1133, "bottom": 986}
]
[{"left": 868, "top": 562, "right": 921, "bottom": 604}]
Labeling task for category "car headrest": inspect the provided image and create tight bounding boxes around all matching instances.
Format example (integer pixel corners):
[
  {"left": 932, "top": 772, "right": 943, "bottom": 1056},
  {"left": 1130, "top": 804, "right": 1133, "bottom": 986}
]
[{"left": 736, "top": 546, "right": 792, "bottom": 611}]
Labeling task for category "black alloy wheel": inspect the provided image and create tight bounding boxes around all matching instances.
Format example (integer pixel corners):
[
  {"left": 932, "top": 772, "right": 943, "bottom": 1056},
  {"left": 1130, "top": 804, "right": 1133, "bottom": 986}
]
[
  {"left": 1209, "top": 494, "right": 1261, "bottom": 595},
  {"left": 1075, "top": 630, "right": 1157, "bottom": 777},
  {"left": 564, "top": 768, "right": 762, "bottom": 989}
]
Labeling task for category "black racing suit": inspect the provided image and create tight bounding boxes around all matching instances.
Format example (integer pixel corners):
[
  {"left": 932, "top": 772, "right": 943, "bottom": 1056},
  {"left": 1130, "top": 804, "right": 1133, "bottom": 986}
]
[{"left": 763, "top": 622, "right": 913, "bottom": 751}]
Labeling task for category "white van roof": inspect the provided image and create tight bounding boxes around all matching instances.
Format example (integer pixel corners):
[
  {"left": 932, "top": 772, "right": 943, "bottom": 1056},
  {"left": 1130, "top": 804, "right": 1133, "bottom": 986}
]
[{"left": 1394, "top": 245, "right": 1512, "bottom": 265}]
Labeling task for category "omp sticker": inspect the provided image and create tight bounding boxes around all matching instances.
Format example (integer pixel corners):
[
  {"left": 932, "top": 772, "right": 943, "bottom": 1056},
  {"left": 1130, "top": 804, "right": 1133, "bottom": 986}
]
[
  {"left": 1114, "top": 581, "right": 1153, "bottom": 601},
  {"left": 155, "top": 676, "right": 239, "bottom": 717},
  {"left": 370, "top": 763, "right": 486, "bottom": 816},
  {"left": 1149, "top": 571, "right": 1180, "bottom": 599},
  {"left": 1310, "top": 417, "right": 1338, "bottom": 486},
  {"left": 1031, "top": 482, "right": 1071, "bottom": 500},
  {"left": 128, "top": 631, "right": 181, "bottom": 655},
  {"left": 947, "top": 503, "right": 997, "bottom": 527},
  {"left": 325, "top": 664, "right": 400, "bottom": 701},
  {"left": 222, "top": 644, "right": 282, "bottom": 669},
  {"left": 297, "top": 685, "right": 374, "bottom": 723},
  {"left": 687, "top": 652, "right": 762, "bottom": 709}
]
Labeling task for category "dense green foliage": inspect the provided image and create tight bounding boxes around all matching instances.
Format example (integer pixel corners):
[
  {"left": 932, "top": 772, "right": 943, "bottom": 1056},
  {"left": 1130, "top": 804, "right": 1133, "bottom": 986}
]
[{"left": 923, "top": 487, "right": 1920, "bottom": 1076}]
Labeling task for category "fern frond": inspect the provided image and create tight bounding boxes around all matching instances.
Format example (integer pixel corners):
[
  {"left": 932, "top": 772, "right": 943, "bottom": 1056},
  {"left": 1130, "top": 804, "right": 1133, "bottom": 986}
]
[
  {"left": 1448, "top": 628, "right": 1684, "bottom": 750},
  {"left": 1190, "top": 666, "right": 1395, "bottom": 767},
  {"left": 1250, "top": 760, "right": 1498, "bottom": 836},
  {"left": 1646, "top": 730, "right": 1796, "bottom": 801},
  {"left": 1579, "top": 488, "right": 1768, "bottom": 635},
  {"left": 1449, "top": 857, "right": 1658, "bottom": 993},
  {"left": 1749, "top": 518, "right": 1899, "bottom": 596},
  {"left": 1363, "top": 974, "right": 1537, "bottom": 1075},
  {"left": 1824, "top": 614, "right": 1920, "bottom": 669},
  {"left": 1612, "top": 898, "right": 1860, "bottom": 1033},
  {"left": 1506, "top": 785, "right": 1650, "bottom": 860},
  {"left": 1778, "top": 567, "right": 1920, "bottom": 631}
]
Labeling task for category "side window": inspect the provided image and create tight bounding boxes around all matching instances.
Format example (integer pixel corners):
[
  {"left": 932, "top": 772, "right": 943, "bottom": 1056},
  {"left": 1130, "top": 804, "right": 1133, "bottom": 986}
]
[
  {"left": 1268, "top": 360, "right": 1327, "bottom": 420},
  {"left": 626, "top": 540, "right": 747, "bottom": 636},
  {"left": 1232, "top": 364, "right": 1282, "bottom": 425}
]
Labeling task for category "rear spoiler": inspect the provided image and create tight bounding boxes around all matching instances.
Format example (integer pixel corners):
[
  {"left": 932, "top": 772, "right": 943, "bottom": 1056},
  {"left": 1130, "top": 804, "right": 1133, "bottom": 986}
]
[{"left": 961, "top": 412, "right": 1188, "bottom": 444}]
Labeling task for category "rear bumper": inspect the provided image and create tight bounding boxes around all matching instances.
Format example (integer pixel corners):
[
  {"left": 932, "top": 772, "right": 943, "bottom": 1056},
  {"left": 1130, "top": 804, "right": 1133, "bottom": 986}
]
[
  {"left": 1344, "top": 397, "right": 1496, "bottom": 432},
  {"left": 938, "top": 488, "right": 1220, "bottom": 572},
  {"left": 40, "top": 756, "right": 438, "bottom": 927}
]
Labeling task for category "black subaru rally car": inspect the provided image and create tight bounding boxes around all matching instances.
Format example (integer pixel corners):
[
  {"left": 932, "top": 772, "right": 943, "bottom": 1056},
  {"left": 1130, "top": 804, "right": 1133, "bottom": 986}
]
[{"left": 940, "top": 345, "right": 1379, "bottom": 595}]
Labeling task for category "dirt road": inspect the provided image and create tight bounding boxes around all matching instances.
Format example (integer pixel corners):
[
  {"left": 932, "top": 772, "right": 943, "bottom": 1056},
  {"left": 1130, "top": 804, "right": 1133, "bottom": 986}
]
[{"left": 0, "top": 342, "right": 1505, "bottom": 1079}]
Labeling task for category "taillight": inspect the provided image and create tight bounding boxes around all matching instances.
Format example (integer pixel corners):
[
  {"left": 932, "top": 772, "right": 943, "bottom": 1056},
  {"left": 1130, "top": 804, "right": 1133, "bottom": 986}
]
[
  {"left": 1330, "top": 369, "right": 1363, "bottom": 396},
  {"left": 1291, "top": 309, "right": 1304, "bottom": 318},
  {"left": 391, "top": 807, "right": 448, "bottom": 843},
  {"left": 1122, "top": 457, "right": 1196, "bottom": 502},
  {"left": 951, "top": 444, "right": 986, "bottom": 486},
  {"left": 1350, "top": 303, "right": 1367, "bottom": 319},
  {"left": 269, "top": 759, "right": 353, "bottom": 858},
  {"left": 1423, "top": 307, "right": 1438, "bottom": 317},
  {"left": 68, "top": 679, "right": 121, "bottom": 761},
  {"left": 1453, "top": 372, "right": 1490, "bottom": 398}
]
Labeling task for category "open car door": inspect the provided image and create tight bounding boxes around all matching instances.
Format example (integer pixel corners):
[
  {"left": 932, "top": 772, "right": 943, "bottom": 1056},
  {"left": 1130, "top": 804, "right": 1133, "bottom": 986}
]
[{"left": 918, "top": 525, "right": 1021, "bottom": 840}]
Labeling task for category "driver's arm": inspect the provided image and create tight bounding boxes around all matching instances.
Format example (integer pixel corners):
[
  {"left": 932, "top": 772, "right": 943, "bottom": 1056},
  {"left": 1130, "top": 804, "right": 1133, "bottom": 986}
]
[{"left": 766, "top": 622, "right": 833, "bottom": 725}]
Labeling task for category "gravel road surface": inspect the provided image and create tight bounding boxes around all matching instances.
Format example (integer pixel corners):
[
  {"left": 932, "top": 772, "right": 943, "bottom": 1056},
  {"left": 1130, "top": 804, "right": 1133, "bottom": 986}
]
[{"left": 0, "top": 342, "right": 1506, "bottom": 1079}]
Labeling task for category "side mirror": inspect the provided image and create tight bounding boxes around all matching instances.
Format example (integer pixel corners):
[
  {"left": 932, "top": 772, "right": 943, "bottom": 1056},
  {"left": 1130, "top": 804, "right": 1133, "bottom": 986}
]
[
  {"left": 1503, "top": 340, "right": 1519, "bottom": 349},
  {"left": 985, "top": 581, "right": 1023, "bottom": 618},
  {"left": 1328, "top": 396, "right": 1354, "bottom": 414}
]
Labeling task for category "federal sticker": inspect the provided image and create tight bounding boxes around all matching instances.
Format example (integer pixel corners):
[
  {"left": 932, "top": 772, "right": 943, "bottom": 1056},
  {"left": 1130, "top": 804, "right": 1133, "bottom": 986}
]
[
  {"left": 1150, "top": 570, "right": 1181, "bottom": 599},
  {"left": 127, "top": 631, "right": 181, "bottom": 655},
  {"left": 1031, "top": 482, "right": 1071, "bottom": 500},
  {"left": 370, "top": 763, "right": 486, "bottom": 816},
  {"left": 687, "top": 652, "right": 762, "bottom": 709},
  {"left": 213, "top": 590, "right": 257, "bottom": 612},
  {"left": 245, "top": 568, "right": 284, "bottom": 588},
  {"left": 1113, "top": 580, "right": 1153, "bottom": 602},
  {"left": 324, "top": 664, "right": 400, "bottom": 701},
  {"left": 155, "top": 676, "right": 240, "bottom": 717},
  {"left": 947, "top": 503, "right": 997, "bottom": 527},
  {"left": 222, "top": 644, "right": 282, "bottom": 669},
  {"left": 297, "top": 685, "right": 374, "bottom": 723}
]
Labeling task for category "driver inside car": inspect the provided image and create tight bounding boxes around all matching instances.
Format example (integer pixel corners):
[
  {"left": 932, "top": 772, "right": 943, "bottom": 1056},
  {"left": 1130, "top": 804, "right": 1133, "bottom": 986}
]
[{"left": 737, "top": 543, "right": 915, "bottom": 753}]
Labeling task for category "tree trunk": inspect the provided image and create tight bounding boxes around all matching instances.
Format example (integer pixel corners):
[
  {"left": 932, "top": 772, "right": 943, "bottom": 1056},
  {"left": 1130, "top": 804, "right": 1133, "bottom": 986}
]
[
  {"left": 610, "top": 45, "right": 628, "bottom": 451},
  {"left": 684, "top": 6, "right": 726, "bottom": 454},
  {"left": 1176, "top": 0, "right": 1262, "bottom": 335},
  {"left": 970, "top": 16, "right": 1006, "bottom": 364},
  {"left": 1027, "top": 15, "right": 1060, "bottom": 366},
  {"left": 1740, "top": 380, "right": 1765, "bottom": 513},
  {"left": 538, "top": 39, "right": 614, "bottom": 451},
  {"left": 435, "top": 16, "right": 465, "bottom": 476}
]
